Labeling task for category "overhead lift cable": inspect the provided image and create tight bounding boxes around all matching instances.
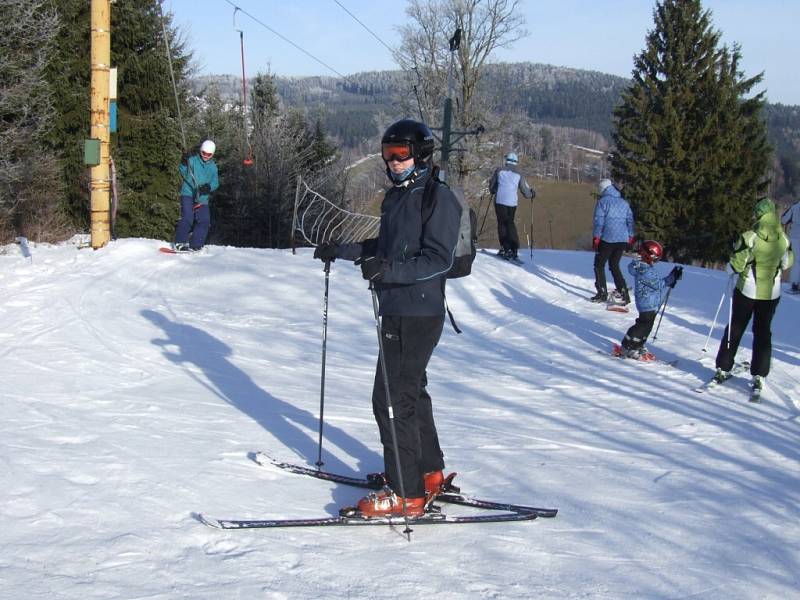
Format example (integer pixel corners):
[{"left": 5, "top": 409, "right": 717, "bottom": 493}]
[{"left": 233, "top": 8, "right": 254, "bottom": 166}]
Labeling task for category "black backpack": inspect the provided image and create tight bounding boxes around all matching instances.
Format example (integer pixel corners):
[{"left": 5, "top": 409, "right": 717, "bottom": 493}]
[{"left": 421, "top": 168, "right": 477, "bottom": 279}]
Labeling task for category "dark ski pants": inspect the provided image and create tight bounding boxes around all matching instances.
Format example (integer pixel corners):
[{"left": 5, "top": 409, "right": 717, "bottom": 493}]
[
  {"left": 495, "top": 203, "right": 519, "bottom": 254},
  {"left": 174, "top": 195, "right": 211, "bottom": 249},
  {"left": 716, "top": 288, "right": 780, "bottom": 377},
  {"left": 594, "top": 241, "right": 628, "bottom": 294},
  {"left": 371, "top": 314, "right": 445, "bottom": 499},
  {"left": 621, "top": 310, "right": 657, "bottom": 351}
]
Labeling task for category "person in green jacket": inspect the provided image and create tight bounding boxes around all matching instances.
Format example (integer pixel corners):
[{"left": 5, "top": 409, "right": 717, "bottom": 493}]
[{"left": 714, "top": 198, "right": 794, "bottom": 393}]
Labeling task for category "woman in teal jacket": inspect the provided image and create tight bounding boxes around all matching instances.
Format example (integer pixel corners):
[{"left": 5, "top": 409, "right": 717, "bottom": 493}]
[
  {"left": 173, "top": 140, "right": 219, "bottom": 251},
  {"left": 714, "top": 198, "right": 794, "bottom": 393}
]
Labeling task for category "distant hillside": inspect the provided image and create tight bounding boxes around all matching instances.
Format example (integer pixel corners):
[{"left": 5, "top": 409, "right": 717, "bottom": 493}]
[
  {"left": 191, "top": 62, "right": 630, "bottom": 144},
  {"left": 192, "top": 62, "right": 800, "bottom": 200}
]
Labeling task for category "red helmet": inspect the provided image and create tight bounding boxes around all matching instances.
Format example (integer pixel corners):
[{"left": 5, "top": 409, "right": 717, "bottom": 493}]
[{"left": 639, "top": 240, "right": 663, "bottom": 264}]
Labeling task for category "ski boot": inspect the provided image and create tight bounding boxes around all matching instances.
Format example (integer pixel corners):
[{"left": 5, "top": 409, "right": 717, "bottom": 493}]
[
  {"left": 624, "top": 347, "right": 643, "bottom": 359},
  {"left": 713, "top": 368, "right": 732, "bottom": 384},
  {"left": 350, "top": 487, "right": 426, "bottom": 518},
  {"left": 589, "top": 290, "right": 608, "bottom": 303}
]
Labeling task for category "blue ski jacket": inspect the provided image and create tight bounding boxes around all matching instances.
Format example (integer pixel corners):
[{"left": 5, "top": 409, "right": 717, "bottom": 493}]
[
  {"left": 592, "top": 185, "right": 634, "bottom": 243},
  {"left": 629, "top": 259, "right": 678, "bottom": 313}
]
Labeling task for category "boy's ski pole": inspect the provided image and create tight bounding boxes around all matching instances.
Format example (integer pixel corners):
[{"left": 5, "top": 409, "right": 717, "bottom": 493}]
[{"left": 652, "top": 287, "right": 673, "bottom": 340}]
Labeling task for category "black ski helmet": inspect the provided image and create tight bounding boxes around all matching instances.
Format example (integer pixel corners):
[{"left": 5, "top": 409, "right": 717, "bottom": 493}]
[{"left": 381, "top": 119, "right": 435, "bottom": 165}]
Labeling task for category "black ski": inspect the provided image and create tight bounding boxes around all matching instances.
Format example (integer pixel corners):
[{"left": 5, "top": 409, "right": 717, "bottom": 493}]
[
  {"left": 197, "top": 507, "right": 538, "bottom": 530},
  {"left": 480, "top": 248, "right": 524, "bottom": 266},
  {"left": 251, "top": 452, "right": 558, "bottom": 518}
]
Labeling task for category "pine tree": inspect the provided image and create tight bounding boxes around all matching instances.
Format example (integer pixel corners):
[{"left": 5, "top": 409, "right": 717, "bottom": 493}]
[
  {"left": 45, "top": 0, "right": 193, "bottom": 240},
  {"left": 0, "top": 0, "right": 65, "bottom": 242},
  {"left": 611, "top": 0, "right": 770, "bottom": 264},
  {"left": 110, "top": 0, "right": 193, "bottom": 240}
]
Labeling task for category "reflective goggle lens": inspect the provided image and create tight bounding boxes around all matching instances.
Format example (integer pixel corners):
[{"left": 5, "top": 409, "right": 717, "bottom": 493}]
[
  {"left": 201, "top": 151, "right": 213, "bottom": 159},
  {"left": 382, "top": 143, "right": 413, "bottom": 162}
]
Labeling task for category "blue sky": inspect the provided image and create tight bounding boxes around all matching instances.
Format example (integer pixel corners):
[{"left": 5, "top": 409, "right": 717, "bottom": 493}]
[{"left": 165, "top": 0, "right": 799, "bottom": 105}]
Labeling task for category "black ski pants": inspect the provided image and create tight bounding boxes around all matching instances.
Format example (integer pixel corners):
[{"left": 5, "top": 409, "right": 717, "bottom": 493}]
[
  {"left": 371, "top": 314, "right": 445, "bottom": 499},
  {"left": 594, "top": 241, "right": 628, "bottom": 294},
  {"left": 621, "top": 310, "right": 657, "bottom": 351},
  {"left": 495, "top": 203, "right": 519, "bottom": 254},
  {"left": 716, "top": 287, "right": 780, "bottom": 377}
]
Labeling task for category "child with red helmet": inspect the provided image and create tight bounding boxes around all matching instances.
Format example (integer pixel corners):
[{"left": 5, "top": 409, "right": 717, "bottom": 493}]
[{"left": 617, "top": 240, "right": 683, "bottom": 359}]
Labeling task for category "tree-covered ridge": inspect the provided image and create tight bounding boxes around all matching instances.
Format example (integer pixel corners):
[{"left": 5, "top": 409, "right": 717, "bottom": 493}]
[
  {"left": 192, "top": 63, "right": 632, "bottom": 141},
  {"left": 192, "top": 64, "right": 797, "bottom": 179}
]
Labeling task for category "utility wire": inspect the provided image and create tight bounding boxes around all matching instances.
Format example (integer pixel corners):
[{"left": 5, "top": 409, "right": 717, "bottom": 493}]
[
  {"left": 221, "top": 0, "right": 347, "bottom": 79},
  {"left": 219, "top": 0, "right": 401, "bottom": 115},
  {"left": 332, "top": 0, "right": 398, "bottom": 59}
]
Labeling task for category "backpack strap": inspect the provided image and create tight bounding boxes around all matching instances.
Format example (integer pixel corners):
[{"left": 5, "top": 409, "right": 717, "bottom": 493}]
[
  {"left": 421, "top": 165, "right": 444, "bottom": 224},
  {"left": 420, "top": 166, "right": 462, "bottom": 334}
]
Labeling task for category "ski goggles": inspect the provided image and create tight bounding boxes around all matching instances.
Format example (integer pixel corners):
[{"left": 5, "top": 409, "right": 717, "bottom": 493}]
[
  {"left": 381, "top": 142, "right": 414, "bottom": 162},
  {"left": 200, "top": 150, "right": 214, "bottom": 160}
]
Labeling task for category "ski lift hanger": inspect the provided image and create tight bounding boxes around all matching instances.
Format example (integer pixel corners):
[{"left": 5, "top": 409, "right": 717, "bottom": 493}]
[{"left": 234, "top": 7, "right": 254, "bottom": 167}]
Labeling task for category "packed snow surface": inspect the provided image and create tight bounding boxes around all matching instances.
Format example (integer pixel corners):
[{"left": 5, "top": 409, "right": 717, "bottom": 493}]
[{"left": 1, "top": 238, "right": 798, "bottom": 599}]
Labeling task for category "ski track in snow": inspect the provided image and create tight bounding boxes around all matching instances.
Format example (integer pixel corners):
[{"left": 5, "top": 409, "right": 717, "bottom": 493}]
[{"left": 1, "top": 238, "right": 798, "bottom": 599}]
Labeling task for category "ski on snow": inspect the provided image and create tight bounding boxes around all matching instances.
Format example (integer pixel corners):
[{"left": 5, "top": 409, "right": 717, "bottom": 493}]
[
  {"left": 196, "top": 453, "right": 558, "bottom": 530},
  {"left": 748, "top": 384, "right": 763, "bottom": 404},
  {"left": 598, "top": 345, "right": 678, "bottom": 367},
  {"left": 159, "top": 247, "right": 204, "bottom": 254},
  {"left": 693, "top": 361, "right": 751, "bottom": 394},
  {"left": 251, "top": 452, "right": 558, "bottom": 517},
  {"left": 197, "top": 506, "right": 538, "bottom": 530},
  {"left": 480, "top": 249, "right": 524, "bottom": 266}
]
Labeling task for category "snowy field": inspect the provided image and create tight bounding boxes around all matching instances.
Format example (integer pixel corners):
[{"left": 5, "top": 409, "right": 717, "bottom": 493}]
[{"left": 1, "top": 237, "right": 798, "bottom": 600}]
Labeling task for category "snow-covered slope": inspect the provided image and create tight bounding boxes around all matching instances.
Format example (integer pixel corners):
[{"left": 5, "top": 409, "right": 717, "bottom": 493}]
[{"left": 1, "top": 238, "right": 798, "bottom": 599}]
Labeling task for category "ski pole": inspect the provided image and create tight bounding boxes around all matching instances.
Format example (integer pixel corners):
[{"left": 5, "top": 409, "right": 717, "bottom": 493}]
[
  {"left": 652, "top": 287, "right": 673, "bottom": 340},
  {"left": 315, "top": 259, "right": 332, "bottom": 468},
  {"left": 702, "top": 287, "right": 727, "bottom": 353},
  {"left": 369, "top": 282, "right": 412, "bottom": 541},
  {"left": 529, "top": 198, "right": 534, "bottom": 261},
  {"left": 478, "top": 192, "right": 493, "bottom": 238},
  {"left": 726, "top": 283, "right": 733, "bottom": 347}
]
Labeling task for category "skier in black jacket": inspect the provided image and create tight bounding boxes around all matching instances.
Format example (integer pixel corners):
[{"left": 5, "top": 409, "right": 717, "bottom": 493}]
[{"left": 314, "top": 119, "right": 461, "bottom": 517}]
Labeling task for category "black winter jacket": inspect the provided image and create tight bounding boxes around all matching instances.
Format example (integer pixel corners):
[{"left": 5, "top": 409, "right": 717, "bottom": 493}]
[{"left": 339, "top": 170, "right": 461, "bottom": 316}]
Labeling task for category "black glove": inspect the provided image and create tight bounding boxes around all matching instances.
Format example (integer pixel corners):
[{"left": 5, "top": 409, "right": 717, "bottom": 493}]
[
  {"left": 197, "top": 183, "right": 212, "bottom": 195},
  {"left": 669, "top": 266, "right": 683, "bottom": 287},
  {"left": 357, "top": 256, "right": 389, "bottom": 281},
  {"left": 180, "top": 151, "right": 192, "bottom": 165},
  {"left": 313, "top": 241, "right": 339, "bottom": 262}
]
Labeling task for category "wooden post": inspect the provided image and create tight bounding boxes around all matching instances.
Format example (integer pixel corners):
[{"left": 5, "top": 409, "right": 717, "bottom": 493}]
[{"left": 90, "top": 0, "right": 111, "bottom": 249}]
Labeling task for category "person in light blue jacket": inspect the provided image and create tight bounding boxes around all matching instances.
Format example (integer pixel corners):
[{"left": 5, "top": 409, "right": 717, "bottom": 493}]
[
  {"left": 173, "top": 140, "right": 219, "bottom": 251},
  {"left": 590, "top": 179, "right": 635, "bottom": 304},
  {"left": 619, "top": 240, "right": 682, "bottom": 358},
  {"left": 489, "top": 152, "right": 534, "bottom": 260}
]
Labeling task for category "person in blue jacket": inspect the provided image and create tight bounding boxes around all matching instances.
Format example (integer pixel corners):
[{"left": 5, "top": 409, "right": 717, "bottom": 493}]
[
  {"left": 173, "top": 140, "right": 219, "bottom": 251},
  {"left": 591, "top": 179, "right": 635, "bottom": 304},
  {"left": 619, "top": 240, "right": 682, "bottom": 358},
  {"left": 313, "top": 119, "right": 461, "bottom": 519}
]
